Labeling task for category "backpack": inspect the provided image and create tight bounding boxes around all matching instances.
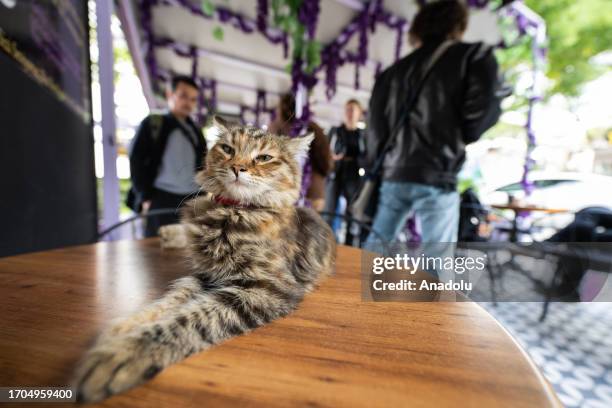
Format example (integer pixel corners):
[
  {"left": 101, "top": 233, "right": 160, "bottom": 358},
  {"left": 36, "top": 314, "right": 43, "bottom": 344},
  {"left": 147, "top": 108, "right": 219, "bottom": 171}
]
[{"left": 125, "top": 114, "right": 165, "bottom": 212}]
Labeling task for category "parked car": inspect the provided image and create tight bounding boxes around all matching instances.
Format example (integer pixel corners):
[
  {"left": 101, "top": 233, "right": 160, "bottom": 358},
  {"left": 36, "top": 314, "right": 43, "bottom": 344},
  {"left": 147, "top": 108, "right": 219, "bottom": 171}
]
[{"left": 480, "top": 172, "right": 612, "bottom": 240}]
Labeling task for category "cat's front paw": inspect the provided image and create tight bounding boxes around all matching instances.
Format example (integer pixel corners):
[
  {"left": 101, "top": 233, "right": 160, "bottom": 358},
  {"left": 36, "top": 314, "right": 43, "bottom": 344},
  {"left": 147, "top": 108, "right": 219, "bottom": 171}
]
[
  {"left": 73, "top": 337, "right": 162, "bottom": 403},
  {"left": 159, "top": 224, "right": 188, "bottom": 249}
]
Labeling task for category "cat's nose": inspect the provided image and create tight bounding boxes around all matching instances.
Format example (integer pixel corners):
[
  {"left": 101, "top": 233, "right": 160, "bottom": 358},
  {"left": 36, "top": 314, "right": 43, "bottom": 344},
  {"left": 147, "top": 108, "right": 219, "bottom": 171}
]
[{"left": 231, "top": 165, "right": 247, "bottom": 177}]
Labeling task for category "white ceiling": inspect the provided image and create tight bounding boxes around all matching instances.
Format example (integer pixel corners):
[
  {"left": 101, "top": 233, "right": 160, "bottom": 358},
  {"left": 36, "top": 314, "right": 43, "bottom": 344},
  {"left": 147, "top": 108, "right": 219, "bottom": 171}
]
[{"left": 137, "top": 0, "right": 503, "bottom": 129}]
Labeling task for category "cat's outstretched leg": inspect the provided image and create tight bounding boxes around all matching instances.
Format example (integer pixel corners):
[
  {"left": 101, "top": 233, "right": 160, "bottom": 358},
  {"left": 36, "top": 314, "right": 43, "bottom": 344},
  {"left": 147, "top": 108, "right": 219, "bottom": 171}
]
[
  {"left": 74, "top": 298, "right": 214, "bottom": 403},
  {"left": 73, "top": 284, "right": 284, "bottom": 403},
  {"left": 97, "top": 276, "right": 201, "bottom": 340},
  {"left": 74, "top": 330, "right": 173, "bottom": 403}
]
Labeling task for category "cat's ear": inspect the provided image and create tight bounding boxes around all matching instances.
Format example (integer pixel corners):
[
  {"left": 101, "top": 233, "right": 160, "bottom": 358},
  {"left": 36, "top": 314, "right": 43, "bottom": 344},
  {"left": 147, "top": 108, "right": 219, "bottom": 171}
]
[
  {"left": 286, "top": 133, "right": 314, "bottom": 161},
  {"left": 212, "top": 115, "right": 229, "bottom": 132}
]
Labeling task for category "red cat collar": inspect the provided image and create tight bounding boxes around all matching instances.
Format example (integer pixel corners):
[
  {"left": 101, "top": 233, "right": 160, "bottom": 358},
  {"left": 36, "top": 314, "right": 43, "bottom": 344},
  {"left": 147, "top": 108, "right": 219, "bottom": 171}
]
[{"left": 214, "top": 195, "right": 253, "bottom": 208}]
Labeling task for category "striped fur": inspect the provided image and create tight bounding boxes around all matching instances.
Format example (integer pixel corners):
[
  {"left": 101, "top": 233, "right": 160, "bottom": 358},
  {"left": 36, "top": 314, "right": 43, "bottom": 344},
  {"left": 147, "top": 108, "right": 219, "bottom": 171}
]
[{"left": 73, "top": 122, "right": 336, "bottom": 403}]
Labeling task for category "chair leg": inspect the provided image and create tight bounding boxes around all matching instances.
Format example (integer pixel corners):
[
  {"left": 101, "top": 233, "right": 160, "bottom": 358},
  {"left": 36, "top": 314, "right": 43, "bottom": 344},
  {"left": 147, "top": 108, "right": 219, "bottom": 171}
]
[
  {"left": 487, "top": 251, "right": 498, "bottom": 306},
  {"left": 540, "top": 261, "right": 560, "bottom": 321}
]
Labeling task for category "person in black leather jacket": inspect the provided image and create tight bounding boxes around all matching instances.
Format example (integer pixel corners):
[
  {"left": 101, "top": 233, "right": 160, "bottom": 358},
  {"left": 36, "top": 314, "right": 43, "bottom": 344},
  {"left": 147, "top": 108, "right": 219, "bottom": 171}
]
[{"left": 365, "top": 0, "right": 502, "bottom": 244}]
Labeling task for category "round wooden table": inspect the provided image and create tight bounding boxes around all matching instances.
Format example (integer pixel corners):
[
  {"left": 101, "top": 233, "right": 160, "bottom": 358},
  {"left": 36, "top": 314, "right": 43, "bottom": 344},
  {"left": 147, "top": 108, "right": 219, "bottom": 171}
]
[{"left": 0, "top": 239, "right": 560, "bottom": 407}]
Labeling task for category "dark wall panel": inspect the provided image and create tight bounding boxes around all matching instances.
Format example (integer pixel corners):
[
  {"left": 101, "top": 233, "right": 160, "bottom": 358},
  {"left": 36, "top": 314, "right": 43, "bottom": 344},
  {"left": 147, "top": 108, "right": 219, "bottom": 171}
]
[{"left": 0, "top": 1, "right": 97, "bottom": 257}]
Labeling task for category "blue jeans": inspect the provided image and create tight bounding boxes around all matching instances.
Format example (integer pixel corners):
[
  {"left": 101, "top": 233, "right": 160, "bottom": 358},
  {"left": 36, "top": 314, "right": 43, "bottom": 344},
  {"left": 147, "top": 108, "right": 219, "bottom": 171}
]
[{"left": 365, "top": 181, "right": 460, "bottom": 245}]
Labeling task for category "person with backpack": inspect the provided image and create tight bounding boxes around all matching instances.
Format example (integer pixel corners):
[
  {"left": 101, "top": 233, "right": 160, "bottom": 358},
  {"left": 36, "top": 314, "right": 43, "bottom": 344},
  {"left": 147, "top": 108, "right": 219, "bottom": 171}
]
[
  {"left": 128, "top": 75, "right": 207, "bottom": 237},
  {"left": 363, "top": 0, "right": 502, "bottom": 245}
]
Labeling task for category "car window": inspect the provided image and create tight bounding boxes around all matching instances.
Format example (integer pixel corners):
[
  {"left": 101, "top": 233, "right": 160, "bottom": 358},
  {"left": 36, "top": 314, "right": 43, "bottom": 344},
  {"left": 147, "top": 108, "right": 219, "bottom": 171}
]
[
  {"left": 533, "top": 179, "right": 576, "bottom": 188},
  {"left": 497, "top": 182, "right": 522, "bottom": 193},
  {"left": 497, "top": 179, "right": 577, "bottom": 192}
]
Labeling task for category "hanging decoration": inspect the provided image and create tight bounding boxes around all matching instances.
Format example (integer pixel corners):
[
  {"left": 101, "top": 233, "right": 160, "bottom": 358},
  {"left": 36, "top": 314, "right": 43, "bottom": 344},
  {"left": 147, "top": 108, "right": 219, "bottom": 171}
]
[
  {"left": 156, "top": 0, "right": 289, "bottom": 57},
  {"left": 140, "top": 0, "right": 289, "bottom": 83},
  {"left": 141, "top": 0, "right": 158, "bottom": 84},
  {"left": 189, "top": 45, "right": 205, "bottom": 124},
  {"left": 466, "top": 0, "right": 491, "bottom": 9},
  {"left": 499, "top": 1, "right": 548, "bottom": 195},
  {"left": 139, "top": 0, "right": 547, "bottom": 208},
  {"left": 198, "top": 78, "right": 218, "bottom": 125},
  {"left": 239, "top": 90, "right": 275, "bottom": 127},
  {"left": 270, "top": 0, "right": 322, "bottom": 135},
  {"left": 268, "top": 0, "right": 323, "bottom": 206},
  {"left": 319, "top": 0, "right": 407, "bottom": 100}
]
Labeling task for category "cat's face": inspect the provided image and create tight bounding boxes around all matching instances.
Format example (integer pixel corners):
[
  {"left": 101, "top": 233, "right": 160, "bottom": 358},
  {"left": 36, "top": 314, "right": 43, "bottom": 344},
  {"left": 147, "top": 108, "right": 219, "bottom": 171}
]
[{"left": 196, "top": 118, "right": 313, "bottom": 207}]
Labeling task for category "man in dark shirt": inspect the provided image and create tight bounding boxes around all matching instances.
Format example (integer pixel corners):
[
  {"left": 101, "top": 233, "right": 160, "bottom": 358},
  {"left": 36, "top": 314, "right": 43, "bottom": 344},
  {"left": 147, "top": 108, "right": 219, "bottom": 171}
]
[
  {"left": 324, "top": 99, "right": 366, "bottom": 229},
  {"left": 128, "top": 75, "right": 207, "bottom": 237}
]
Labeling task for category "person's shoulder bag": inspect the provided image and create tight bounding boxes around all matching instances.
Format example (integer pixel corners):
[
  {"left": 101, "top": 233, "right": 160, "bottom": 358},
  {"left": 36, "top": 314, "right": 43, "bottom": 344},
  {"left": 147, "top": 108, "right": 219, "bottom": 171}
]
[{"left": 125, "top": 113, "right": 165, "bottom": 212}]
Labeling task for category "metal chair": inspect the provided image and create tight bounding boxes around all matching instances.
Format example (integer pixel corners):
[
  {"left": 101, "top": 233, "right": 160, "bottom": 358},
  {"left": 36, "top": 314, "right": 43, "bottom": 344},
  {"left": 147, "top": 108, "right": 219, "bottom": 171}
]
[
  {"left": 318, "top": 211, "right": 389, "bottom": 251},
  {"left": 97, "top": 208, "right": 177, "bottom": 241}
]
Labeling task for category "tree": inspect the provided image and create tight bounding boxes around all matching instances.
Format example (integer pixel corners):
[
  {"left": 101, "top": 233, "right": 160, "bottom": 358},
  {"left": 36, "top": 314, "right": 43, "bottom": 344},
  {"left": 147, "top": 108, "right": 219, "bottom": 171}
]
[{"left": 496, "top": 0, "right": 612, "bottom": 98}]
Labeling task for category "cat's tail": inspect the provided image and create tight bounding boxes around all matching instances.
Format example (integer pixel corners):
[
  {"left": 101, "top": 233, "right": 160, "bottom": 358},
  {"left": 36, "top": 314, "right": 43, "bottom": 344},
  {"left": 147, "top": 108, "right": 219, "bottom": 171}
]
[{"left": 73, "top": 274, "right": 300, "bottom": 403}]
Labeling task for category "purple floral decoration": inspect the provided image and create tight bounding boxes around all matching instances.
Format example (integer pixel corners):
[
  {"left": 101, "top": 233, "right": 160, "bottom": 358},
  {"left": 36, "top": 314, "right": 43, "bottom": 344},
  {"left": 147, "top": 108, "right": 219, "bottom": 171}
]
[
  {"left": 298, "top": 0, "right": 320, "bottom": 39},
  {"left": 151, "top": 0, "right": 289, "bottom": 58},
  {"left": 318, "top": 0, "right": 407, "bottom": 99},
  {"left": 500, "top": 1, "right": 548, "bottom": 195},
  {"left": 140, "top": 0, "right": 547, "bottom": 211},
  {"left": 239, "top": 90, "right": 274, "bottom": 126}
]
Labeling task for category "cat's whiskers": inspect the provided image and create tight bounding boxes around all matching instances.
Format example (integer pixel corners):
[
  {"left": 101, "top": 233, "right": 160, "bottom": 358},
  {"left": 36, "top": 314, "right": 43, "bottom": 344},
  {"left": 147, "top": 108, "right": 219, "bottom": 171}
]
[
  {"left": 191, "top": 186, "right": 204, "bottom": 217},
  {"left": 175, "top": 186, "right": 202, "bottom": 217}
]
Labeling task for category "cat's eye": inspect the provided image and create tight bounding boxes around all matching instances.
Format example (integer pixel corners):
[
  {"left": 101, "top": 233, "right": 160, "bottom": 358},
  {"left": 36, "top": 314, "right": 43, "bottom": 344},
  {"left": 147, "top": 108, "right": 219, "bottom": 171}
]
[
  {"left": 256, "top": 154, "right": 273, "bottom": 162},
  {"left": 220, "top": 144, "right": 234, "bottom": 155}
]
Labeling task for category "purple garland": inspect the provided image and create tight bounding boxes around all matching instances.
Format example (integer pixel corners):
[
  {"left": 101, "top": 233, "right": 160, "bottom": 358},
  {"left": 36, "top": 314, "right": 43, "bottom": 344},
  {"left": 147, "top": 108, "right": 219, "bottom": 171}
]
[
  {"left": 500, "top": 1, "right": 548, "bottom": 195},
  {"left": 256, "top": 0, "right": 268, "bottom": 32},
  {"left": 290, "top": 0, "right": 321, "bottom": 206},
  {"left": 142, "top": 0, "right": 539, "bottom": 115},
  {"left": 466, "top": 0, "right": 490, "bottom": 9},
  {"left": 420, "top": 0, "right": 490, "bottom": 8},
  {"left": 155, "top": 0, "right": 289, "bottom": 57},
  {"left": 319, "top": 0, "right": 407, "bottom": 98},
  {"left": 141, "top": 0, "right": 158, "bottom": 84},
  {"left": 239, "top": 90, "right": 275, "bottom": 126},
  {"left": 298, "top": 0, "right": 320, "bottom": 39},
  {"left": 140, "top": 0, "right": 546, "bottom": 206},
  {"left": 291, "top": 0, "right": 321, "bottom": 130}
]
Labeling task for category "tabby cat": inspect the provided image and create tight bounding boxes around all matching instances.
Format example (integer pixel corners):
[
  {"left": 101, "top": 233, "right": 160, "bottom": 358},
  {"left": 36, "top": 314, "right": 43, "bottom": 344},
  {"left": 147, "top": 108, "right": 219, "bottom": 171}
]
[{"left": 73, "top": 118, "right": 336, "bottom": 403}]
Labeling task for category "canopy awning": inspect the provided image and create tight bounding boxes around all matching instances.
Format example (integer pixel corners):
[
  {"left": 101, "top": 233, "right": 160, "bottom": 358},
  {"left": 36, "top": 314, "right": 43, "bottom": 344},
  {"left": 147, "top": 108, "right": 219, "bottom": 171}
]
[{"left": 119, "top": 0, "right": 505, "bottom": 129}]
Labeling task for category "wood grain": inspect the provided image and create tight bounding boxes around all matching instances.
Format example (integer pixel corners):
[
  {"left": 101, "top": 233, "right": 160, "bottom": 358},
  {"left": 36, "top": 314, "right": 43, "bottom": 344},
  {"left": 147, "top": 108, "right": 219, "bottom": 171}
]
[{"left": 0, "top": 239, "right": 560, "bottom": 407}]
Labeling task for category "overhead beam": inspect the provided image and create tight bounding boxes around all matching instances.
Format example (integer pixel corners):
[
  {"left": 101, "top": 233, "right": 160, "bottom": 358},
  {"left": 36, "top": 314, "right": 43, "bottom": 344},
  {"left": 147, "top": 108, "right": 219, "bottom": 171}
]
[
  {"left": 116, "top": 0, "right": 158, "bottom": 109},
  {"left": 158, "top": 0, "right": 286, "bottom": 44},
  {"left": 329, "top": 0, "right": 366, "bottom": 11},
  {"left": 154, "top": 39, "right": 372, "bottom": 98},
  {"left": 158, "top": 66, "right": 354, "bottom": 111}
]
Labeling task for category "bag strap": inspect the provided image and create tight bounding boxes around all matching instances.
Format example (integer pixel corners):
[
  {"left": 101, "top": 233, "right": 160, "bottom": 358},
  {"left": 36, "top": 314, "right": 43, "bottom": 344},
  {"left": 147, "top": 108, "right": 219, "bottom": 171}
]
[
  {"left": 175, "top": 119, "right": 199, "bottom": 151},
  {"left": 149, "top": 114, "right": 164, "bottom": 144},
  {"left": 370, "top": 40, "right": 456, "bottom": 176}
]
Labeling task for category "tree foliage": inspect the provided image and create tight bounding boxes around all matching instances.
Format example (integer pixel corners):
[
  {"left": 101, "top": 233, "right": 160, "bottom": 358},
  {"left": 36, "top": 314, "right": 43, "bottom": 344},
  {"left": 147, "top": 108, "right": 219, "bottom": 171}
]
[{"left": 496, "top": 0, "right": 612, "bottom": 98}]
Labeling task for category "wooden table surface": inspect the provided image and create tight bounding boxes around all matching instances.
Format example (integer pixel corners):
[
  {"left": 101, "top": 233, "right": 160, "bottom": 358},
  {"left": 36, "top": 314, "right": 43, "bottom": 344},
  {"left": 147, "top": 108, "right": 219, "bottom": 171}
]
[{"left": 0, "top": 239, "right": 560, "bottom": 407}]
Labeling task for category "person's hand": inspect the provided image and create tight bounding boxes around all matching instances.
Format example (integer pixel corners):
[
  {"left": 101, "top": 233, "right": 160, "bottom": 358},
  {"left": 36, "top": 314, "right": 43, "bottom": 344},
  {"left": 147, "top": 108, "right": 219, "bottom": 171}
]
[
  {"left": 332, "top": 153, "right": 345, "bottom": 161},
  {"left": 141, "top": 200, "right": 151, "bottom": 214}
]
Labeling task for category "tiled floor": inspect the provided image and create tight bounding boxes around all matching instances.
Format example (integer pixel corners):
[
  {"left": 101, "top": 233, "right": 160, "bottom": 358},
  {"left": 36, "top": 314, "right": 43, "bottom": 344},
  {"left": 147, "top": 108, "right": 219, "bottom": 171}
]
[{"left": 481, "top": 302, "right": 612, "bottom": 408}]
